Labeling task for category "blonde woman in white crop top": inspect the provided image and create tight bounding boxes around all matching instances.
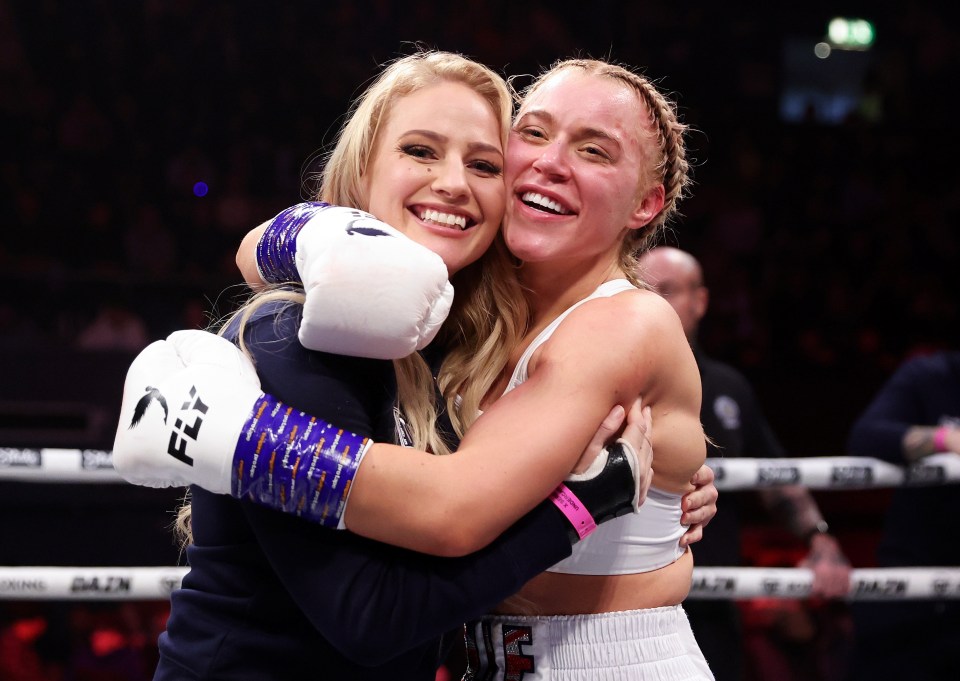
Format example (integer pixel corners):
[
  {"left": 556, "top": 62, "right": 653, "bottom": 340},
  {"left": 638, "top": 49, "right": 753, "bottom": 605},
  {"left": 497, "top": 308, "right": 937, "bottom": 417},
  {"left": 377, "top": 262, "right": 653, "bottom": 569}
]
[
  {"left": 448, "top": 58, "right": 710, "bottom": 679},
  {"left": 456, "top": 62, "right": 711, "bottom": 679}
]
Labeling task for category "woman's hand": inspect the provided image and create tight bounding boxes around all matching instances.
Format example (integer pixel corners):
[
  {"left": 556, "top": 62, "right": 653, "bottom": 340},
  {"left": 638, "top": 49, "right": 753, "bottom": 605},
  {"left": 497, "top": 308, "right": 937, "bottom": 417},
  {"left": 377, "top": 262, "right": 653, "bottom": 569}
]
[
  {"left": 571, "top": 396, "right": 654, "bottom": 508},
  {"left": 679, "top": 464, "right": 718, "bottom": 547}
]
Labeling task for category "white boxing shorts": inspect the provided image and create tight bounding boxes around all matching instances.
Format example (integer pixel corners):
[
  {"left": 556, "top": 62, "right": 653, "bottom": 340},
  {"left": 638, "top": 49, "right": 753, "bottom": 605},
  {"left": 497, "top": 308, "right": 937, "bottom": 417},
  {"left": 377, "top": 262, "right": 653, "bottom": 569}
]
[{"left": 463, "top": 605, "right": 714, "bottom": 681}]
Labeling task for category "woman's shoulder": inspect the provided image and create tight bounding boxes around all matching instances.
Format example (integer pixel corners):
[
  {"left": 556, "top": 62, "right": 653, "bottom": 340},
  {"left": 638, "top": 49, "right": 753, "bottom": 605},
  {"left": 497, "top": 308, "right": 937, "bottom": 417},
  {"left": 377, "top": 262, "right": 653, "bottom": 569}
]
[
  {"left": 233, "top": 298, "right": 392, "bottom": 379},
  {"left": 530, "top": 285, "right": 691, "bottom": 398},
  {"left": 225, "top": 297, "right": 302, "bottom": 345},
  {"left": 547, "top": 284, "right": 698, "bottom": 396},
  {"left": 564, "top": 285, "right": 684, "bottom": 348}
]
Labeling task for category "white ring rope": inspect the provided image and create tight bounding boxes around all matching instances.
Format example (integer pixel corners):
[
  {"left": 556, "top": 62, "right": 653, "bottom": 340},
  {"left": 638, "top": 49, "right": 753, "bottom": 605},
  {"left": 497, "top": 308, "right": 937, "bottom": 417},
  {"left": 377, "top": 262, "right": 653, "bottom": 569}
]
[
  {"left": 1, "top": 566, "right": 958, "bottom": 601},
  {"left": 688, "top": 567, "right": 960, "bottom": 600},
  {"left": 2, "top": 448, "right": 958, "bottom": 489},
  {"left": 0, "top": 567, "right": 188, "bottom": 601},
  {"left": 0, "top": 448, "right": 121, "bottom": 483},
  {"left": 707, "top": 453, "right": 960, "bottom": 490}
]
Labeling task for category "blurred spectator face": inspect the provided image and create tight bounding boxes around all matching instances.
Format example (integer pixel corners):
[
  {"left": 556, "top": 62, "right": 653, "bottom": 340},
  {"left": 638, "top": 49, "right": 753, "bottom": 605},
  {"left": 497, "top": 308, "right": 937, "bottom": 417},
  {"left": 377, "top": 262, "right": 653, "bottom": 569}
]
[{"left": 638, "top": 247, "right": 708, "bottom": 340}]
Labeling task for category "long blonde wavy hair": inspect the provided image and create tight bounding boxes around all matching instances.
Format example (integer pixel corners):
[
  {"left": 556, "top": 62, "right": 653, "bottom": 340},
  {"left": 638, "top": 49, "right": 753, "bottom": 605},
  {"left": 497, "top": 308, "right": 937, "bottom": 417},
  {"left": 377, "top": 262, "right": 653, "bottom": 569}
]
[
  {"left": 320, "top": 50, "right": 524, "bottom": 449},
  {"left": 176, "top": 50, "right": 519, "bottom": 544}
]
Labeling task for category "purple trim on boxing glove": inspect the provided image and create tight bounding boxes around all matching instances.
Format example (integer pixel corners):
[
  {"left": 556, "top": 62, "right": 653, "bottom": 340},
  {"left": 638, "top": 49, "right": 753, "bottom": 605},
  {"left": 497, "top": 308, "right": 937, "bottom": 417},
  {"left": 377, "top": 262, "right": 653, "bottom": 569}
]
[
  {"left": 233, "top": 393, "right": 370, "bottom": 527},
  {"left": 256, "top": 202, "right": 331, "bottom": 284}
]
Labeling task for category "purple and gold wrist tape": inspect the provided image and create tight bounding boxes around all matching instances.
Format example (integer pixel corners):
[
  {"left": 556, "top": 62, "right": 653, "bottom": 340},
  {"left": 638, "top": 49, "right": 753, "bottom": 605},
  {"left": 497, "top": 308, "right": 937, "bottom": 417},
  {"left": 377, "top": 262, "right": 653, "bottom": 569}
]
[
  {"left": 256, "top": 202, "right": 331, "bottom": 284},
  {"left": 232, "top": 393, "right": 370, "bottom": 528}
]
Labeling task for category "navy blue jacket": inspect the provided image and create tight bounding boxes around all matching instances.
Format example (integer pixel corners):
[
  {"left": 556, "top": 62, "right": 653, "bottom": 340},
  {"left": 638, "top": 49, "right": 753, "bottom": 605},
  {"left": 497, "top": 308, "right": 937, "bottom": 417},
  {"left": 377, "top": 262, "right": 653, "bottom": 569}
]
[
  {"left": 846, "top": 351, "right": 960, "bottom": 568},
  {"left": 845, "top": 352, "right": 960, "bottom": 681},
  {"left": 155, "top": 302, "right": 571, "bottom": 680}
]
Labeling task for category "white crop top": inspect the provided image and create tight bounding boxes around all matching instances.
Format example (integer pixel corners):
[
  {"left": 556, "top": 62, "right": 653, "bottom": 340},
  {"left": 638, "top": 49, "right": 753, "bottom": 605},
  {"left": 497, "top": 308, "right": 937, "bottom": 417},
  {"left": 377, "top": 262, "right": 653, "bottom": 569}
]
[{"left": 504, "top": 279, "right": 687, "bottom": 576}]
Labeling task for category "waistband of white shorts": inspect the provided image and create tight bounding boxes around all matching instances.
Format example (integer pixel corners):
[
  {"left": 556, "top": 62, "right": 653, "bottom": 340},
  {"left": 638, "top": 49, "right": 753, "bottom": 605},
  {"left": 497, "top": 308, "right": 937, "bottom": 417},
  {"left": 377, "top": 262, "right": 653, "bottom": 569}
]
[
  {"left": 479, "top": 604, "right": 685, "bottom": 644},
  {"left": 465, "top": 605, "right": 714, "bottom": 680}
]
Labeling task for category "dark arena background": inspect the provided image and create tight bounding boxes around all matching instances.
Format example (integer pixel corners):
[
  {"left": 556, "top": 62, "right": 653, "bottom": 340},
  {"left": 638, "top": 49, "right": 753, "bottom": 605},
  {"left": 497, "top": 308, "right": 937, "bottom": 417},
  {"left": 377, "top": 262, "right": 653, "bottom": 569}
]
[{"left": 1, "top": 1, "right": 957, "bottom": 680}]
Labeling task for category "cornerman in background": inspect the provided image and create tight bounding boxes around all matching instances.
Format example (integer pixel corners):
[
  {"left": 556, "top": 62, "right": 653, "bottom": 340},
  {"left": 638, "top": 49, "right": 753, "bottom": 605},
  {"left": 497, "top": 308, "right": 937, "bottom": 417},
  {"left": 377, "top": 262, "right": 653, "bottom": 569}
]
[
  {"left": 638, "top": 246, "right": 851, "bottom": 681},
  {"left": 846, "top": 349, "right": 960, "bottom": 681}
]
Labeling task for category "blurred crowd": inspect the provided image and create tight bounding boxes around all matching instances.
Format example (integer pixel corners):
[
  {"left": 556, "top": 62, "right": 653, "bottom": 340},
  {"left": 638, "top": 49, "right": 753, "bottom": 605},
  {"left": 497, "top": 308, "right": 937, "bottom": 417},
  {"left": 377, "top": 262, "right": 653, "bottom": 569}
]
[{"left": 2, "top": 1, "right": 956, "bottom": 372}]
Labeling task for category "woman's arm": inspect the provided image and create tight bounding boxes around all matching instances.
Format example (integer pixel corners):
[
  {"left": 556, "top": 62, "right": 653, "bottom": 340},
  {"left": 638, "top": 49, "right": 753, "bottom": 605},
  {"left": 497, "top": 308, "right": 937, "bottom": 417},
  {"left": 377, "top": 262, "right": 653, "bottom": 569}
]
[
  {"left": 231, "top": 309, "right": 578, "bottom": 663},
  {"left": 346, "top": 290, "right": 706, "bottom": 555},
  {"left": 113, "top": 295, "right": 704, "bottom": 555},
  {"left": 242, "top": 495, "right": 571, "bottom": 665},
  {"left": 847, "top": 354, "right": 951, "bottom": 463},
  {"left": 112, "top": 321, "right": 660, "bottom": 547},
  {"left": 237, "top": 223, "right": 268, "bottom": 288}
]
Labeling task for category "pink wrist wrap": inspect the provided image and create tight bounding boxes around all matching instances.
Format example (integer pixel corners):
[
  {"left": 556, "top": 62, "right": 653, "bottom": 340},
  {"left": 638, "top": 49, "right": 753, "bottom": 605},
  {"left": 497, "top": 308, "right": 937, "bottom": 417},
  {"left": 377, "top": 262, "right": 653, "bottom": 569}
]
[
  {"left": 549, "top": 484, "right": 597, "bottom": 540},
  {"left": 934, "top": 426, "right": 949, "bottom": 452}
]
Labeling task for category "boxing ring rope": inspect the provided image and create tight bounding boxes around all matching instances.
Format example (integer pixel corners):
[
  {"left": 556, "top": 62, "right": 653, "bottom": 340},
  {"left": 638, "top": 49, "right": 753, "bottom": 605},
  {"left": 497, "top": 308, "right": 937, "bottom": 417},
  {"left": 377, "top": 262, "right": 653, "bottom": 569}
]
[
  {"left": 2, "top": 448, "right": 959, "bottom": 489},
  {"left": 705, "top": 453, "right": 960, "bottom": 490},
  {"left": 1, "top": 566, "right": 958, "bottom": 602},
  {"left": 2, "top": 448, "right": 959, "bottom": 601}
]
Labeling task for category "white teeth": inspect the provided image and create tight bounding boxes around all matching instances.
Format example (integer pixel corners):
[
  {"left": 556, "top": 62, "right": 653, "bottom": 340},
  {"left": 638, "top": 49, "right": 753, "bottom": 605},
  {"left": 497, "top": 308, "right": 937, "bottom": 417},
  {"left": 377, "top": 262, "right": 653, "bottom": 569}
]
[
  {"left": 419, "top": 209, "right": 468, "bottom": 230},
  {"left": 521, "top": 192, "right": 571, "bottom": 215}
]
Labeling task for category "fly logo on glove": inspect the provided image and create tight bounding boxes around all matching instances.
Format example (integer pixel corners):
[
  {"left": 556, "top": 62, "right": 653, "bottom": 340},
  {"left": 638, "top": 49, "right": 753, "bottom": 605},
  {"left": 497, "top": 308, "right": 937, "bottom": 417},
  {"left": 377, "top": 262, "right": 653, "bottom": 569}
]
[
  {"left": 113, "top": 333, "right": 265, "bottom": 492},
  {"left": 126, "top": 383, "right": 209, "bottom": 467},
  {"left": 167, "top": 386, "right": 209, "bottom": 466},
  {"left": 129, "top": 387, "right": 169, "bottom": 428}
]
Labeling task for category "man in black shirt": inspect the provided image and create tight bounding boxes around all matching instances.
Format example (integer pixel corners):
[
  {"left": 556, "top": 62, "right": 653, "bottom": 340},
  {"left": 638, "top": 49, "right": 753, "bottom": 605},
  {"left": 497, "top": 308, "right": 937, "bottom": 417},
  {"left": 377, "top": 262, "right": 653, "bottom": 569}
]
[{"left": 638, "top": 246, "right": 851, "bottom": 681}]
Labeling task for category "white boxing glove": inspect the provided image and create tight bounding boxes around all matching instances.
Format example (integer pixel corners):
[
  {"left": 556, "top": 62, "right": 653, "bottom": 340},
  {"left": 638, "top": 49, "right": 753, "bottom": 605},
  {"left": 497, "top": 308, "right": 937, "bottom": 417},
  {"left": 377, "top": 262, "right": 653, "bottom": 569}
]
[
  {"left": 112, "top": 330, "right": 263, "bottom": 492},
  {"left": 113, "top": 329, "right": 372, "bottom": 528},
  {"left": 257, "top": 203, "right": 454, "bottom": 360}
]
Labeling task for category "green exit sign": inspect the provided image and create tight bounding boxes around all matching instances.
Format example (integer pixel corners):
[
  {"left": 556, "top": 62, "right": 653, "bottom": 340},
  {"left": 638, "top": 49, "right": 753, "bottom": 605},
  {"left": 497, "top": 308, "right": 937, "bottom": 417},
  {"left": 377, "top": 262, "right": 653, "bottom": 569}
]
[{"left": 828, "top": 17, "right": 875, "bottom": 50}]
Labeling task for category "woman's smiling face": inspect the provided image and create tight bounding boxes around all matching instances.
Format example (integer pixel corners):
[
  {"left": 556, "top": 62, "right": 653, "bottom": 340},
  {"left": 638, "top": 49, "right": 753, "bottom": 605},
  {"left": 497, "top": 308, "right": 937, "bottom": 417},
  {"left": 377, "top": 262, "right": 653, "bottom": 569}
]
[
  {"left": 502, "top": 69, "right": 664, "bottom": 267},
  {"left": 362, "top": 80, "right": 506, "bottom": 276}
]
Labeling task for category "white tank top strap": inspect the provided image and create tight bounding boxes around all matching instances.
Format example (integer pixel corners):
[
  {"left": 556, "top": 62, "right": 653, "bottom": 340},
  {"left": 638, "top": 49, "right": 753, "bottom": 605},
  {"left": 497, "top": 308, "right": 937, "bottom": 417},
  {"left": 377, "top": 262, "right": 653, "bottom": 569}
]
[{"left": 505, "top": 279, "right": 636, "bottom": 393}]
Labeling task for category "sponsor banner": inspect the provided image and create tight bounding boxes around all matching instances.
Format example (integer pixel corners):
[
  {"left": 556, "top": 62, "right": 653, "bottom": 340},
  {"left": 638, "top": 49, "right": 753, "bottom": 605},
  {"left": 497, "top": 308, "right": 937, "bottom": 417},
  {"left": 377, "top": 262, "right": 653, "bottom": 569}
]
[
  {"left": 704, "top": 456, "right": 959, "bottom": 491},
  {"left": 0, "top": 448, "right": 124, "bottom": 483},
  {"left": 1, "top": 567, "right": 958, "bottom": 601},
  {"left": 0, "top": 448, "right": 42, "bottom": 468},
  {"left": 830, "top": 465, "right": 873, "bottom": 486},
  {"left": 81, "top": 449, "right": 114, "bottom": 470},
  {"left": 756, "top": 465, "right": 800, "bottom": 485},
  {"left": 0, "top": 568, "right": 187, "bottom": 601},
  {"left": 688, "top": 568, "right": 960, "bottom": 600},
  {"left": 0, "top": 578, "right": 48, "bottom": 596}
]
